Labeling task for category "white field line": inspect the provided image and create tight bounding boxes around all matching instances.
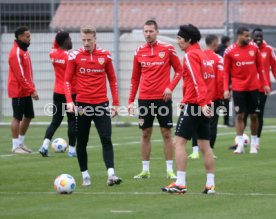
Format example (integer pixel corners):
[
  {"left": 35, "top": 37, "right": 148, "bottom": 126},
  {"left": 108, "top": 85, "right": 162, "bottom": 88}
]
[
  {"left": 1, "top": 129, "right": 276, "bottom": 158},
  {"left": 110, "top": 210, "right": 133, "bottom": 213},
  {"left": 0, "top": 191, "right": 276, "bottom": 197}
]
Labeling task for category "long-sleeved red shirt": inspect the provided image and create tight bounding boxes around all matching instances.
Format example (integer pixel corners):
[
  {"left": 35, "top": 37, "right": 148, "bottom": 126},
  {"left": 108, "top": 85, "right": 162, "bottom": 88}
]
[
  {"left": 128, "top": 40, "right": 182, "bottom": 104},
  {"left": 50, "top": 47, "right": 76, "bottom": 94},
  {"left": 8, "top": 41, "right": 35, "bottom": 98},
  {"left": 224, "top": 42, "right": 268, "bottom": 91},
  {"left": 64, "top": 46, "right": 119, "bottom": 106},
  {"left": 258, "top": 41, "right": 276, "bottom": 92},
  {"left": 204, "top": 50, "right": 224, "bottom": 100},
  {"left": 181, "top": 43, "right": 215, "bottom": 106}
]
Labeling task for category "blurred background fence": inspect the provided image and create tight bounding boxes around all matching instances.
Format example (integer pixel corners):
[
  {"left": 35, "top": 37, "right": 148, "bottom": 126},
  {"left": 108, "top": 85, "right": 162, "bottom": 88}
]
[{"left": 1, "top": 0, "right": 276, "bottom": 121}]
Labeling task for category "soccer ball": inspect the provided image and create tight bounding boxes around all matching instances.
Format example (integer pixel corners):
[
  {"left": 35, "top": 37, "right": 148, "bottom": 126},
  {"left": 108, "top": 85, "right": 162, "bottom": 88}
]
[
  {"left": 234, "top": 134, "right": 250, "bottom": 146},
  {"left": 243, "top": 134, "right": 250, "bottom": 146},
  {"left": 54, "top": 174, "right": 76, "bottom": 194},
  {"left": 51, "top": 138, "right": 67, "bottom": 152}
]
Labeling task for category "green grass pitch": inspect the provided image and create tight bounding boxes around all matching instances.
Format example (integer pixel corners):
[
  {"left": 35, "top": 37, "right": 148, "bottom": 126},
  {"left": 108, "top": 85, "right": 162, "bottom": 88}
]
[{"left": 0, "top": 118, "right": 276, "bottom": 219}]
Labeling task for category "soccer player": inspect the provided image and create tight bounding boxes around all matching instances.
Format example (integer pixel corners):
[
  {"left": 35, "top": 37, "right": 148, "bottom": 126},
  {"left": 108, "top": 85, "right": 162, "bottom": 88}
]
[
  {"left": 64, "top": 26, "right": 122, "bottom": 186},
  {"left": 8, "top": 26, "right": 39, "bottom": 154},
  {"left": 224, "top": 27, "right": 270, "bottom": 154},
  {"left": 189, "top": 34, "right": 224, "bottom": 159},
  {"left": 216, "top": 36, "right": 232, "bottom": 127},
  {"left": 39, "top": 31, "right": 77, "bottom": 157},
  {"left": 216, "top": 35, "right": 230, "bottom": 57},
  {"left": 162, "top": 24, "right": 216, "bottom": 194},
  {"left": 242, "top": 28, "right": 276, "bottom": 150},
  {"left": 128, "top": 20, "right": 182, "bottom": 179}
]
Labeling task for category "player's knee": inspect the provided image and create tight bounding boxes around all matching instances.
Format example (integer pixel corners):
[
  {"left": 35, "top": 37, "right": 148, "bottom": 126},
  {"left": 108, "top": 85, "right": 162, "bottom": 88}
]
[
  {"left": 250, "top": 114, "right": 258, "bottom": 122},
  {"left": 161, "top": 129, "right": 171, "bottom": 140},
  {"left": 77, "top": 136, "right": 89, "bottom": 148},
  {"left": 141, "top": 128, "right": 152, "bottom": 140},
  {"left": 100, "top": 136, "right": 112, "bottom": 148},
  {"left": 52, "top": 118, "right": 63, "bottom": 127},
  {"left": 236, "top": 114, "right": 244, "bottom": 122}
]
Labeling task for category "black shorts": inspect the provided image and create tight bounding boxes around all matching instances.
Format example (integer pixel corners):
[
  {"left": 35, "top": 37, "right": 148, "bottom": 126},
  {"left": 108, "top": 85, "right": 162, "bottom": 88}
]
[
  {"left": 233, "top": 90, "right": 259, "bottom": 114},
  {"left": 138, "top": 99, "right": 173, "bottom": 129},
  {"left": 175, "top": 104, "right": 210, "bottom": 140},
  {"left": 12, "top": 96, "right": 34, "bottom": 121}
]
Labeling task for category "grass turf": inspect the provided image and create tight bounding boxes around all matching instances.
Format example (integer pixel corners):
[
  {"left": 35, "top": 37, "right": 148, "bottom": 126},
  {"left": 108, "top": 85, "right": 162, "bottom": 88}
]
[{"left": 0, "top": 118, "right": 276, "bottom": 219}]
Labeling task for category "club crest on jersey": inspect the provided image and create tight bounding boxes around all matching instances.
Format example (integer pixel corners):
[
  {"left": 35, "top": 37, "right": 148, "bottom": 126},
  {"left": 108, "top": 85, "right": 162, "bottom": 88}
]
[
  {"left": 159, "top": 52, "right": 165, "bottom": 58},
  {"left": 261, "top": 52, "right": 267, "bottom": 58},
  {"left": 98, "top": 58, "right": 105, "bottom": 65},
  {"left": 249, "top": 50, "right": 255, "bottom": 56},
  {"left": 139, "top": 119, "right": 144, "bottom": 126}
]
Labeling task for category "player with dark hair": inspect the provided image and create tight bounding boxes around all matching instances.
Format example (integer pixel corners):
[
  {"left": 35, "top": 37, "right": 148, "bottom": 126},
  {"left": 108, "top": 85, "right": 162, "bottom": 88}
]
[
  {"left": 216, "top": 35, "right": 230, "bottom": 57},
  {"left": 224, "top": 27, "right": 270, "bottom": 154},
  {"left": 241, "top": 28, "right": 276, "bottom": 150},
  {"left": 189, "top": 34, "right": 224, "bottom": 159},
  {"left": 64, "top": 26, "right": 122, "bottom": 187},
  {"left": 128, "top": 20, "right": 182, "bottom": 179},
  {"left": 8, "top": 26, "right": 39, "bottom": 154},
  {"left": 39, "top": 31, "right": 77, "bottom": 157},
  {"left": 162, "top": 24, "right": 216, "bottom": 194}
]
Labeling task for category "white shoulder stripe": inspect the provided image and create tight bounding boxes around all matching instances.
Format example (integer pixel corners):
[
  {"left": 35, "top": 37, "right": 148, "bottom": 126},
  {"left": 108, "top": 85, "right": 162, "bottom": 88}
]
[
  {"left": 68, "top": 49, "right": 81, "bottom": 60},
  {"left": 16, "top": 47, "right": 25, "bottom": 78},
  {"left": 185, "top": 53, "right": 199, "bottom": 94}
]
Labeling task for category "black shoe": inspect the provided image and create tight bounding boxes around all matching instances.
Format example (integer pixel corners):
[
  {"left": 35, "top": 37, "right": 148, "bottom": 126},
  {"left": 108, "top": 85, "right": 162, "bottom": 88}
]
[
  {"left": 107, "top": 175, "right": 122, "bottom": 186},
  {"left": 202, "top": 186, "right": 216, "bottom": 194},
  {"left": 228, "top": 144, "right": 237, "bottom": 150},
  {"left": 39, "top": 147, "right": 49, "bottom": 157}
]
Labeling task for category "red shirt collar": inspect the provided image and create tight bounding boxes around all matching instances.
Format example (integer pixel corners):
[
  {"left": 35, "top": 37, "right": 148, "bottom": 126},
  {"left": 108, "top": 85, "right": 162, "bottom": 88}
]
[{"left": 185, "top": 43, "right": 201, "bottom": 53}]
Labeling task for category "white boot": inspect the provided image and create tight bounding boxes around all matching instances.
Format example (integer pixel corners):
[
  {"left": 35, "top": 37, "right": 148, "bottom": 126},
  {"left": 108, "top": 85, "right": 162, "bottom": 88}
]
[
  {"left": 234, "top": 144, "right": 245, "bottom": 154},
  {"left": 250, "top": 143, "right": 258, "bottom": 154}
]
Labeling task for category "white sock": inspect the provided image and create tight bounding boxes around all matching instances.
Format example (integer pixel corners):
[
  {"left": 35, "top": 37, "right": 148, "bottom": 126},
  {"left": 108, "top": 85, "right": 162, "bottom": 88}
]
[
  {"left": 193, "top": 146, "right": 199, "bottom": 153},
  {"left": 206, "top": 173, "right": 215, "bottom": 187},
  {"left": 42, "top": 138, "right": 51, "bottom": 150},
  {"left": 175, "top": 171, "right": 186, "bottom": 186},
  {"left": 82, "top": 170, "right": 90, "bottom": 179},
  {"left": 107, "top": 168, "right": 115, "bottom": 177},
  {"left": 18, "top": 135, "right": 25, "bottom": 145},
  {"left": 166, "top": 160, "right": 173, "bottom": 172},
  {"left": 251, "top": 135, "right": 257, "bottom": 146},
  {"left": 256, "top": 137, "right": 260, "bottom": 146},
  {"left": 12, "top": 138, "right": 19, "bottom": 150},
  {"left": 236, "top": 135, "right": 244, "bottom": 146},
  {"left": 142, "top": 161, "right": 150, "bottom": 172},
  {"left": 68, "top": 145, "right": 75, "bottom": 153}
]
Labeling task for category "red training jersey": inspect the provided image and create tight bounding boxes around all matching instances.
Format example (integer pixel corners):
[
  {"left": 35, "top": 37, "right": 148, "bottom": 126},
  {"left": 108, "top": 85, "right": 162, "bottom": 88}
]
[
  {"left": 8, "top": 40, "right": 35, "bottom": 98},
  {"left": 49, "top": 47, "right": 76, "bottom": 95},
  {"left": 258, "top": 41, "right": 276, "bottom": 92},
  {"left": 224, "top": 42, "right": 268, "bottom": 92},
  {"left": 204, "top": 50, "right": 224, "bottom": 100},
  {"left": 181, "top": 43, "right": 215, "bottom": 106},
  {"left": 64, "top": 46, "right": 119, "bottom": 106},
  {"left": 128, "top": 40, "right": 182, "bottom": 104}
]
